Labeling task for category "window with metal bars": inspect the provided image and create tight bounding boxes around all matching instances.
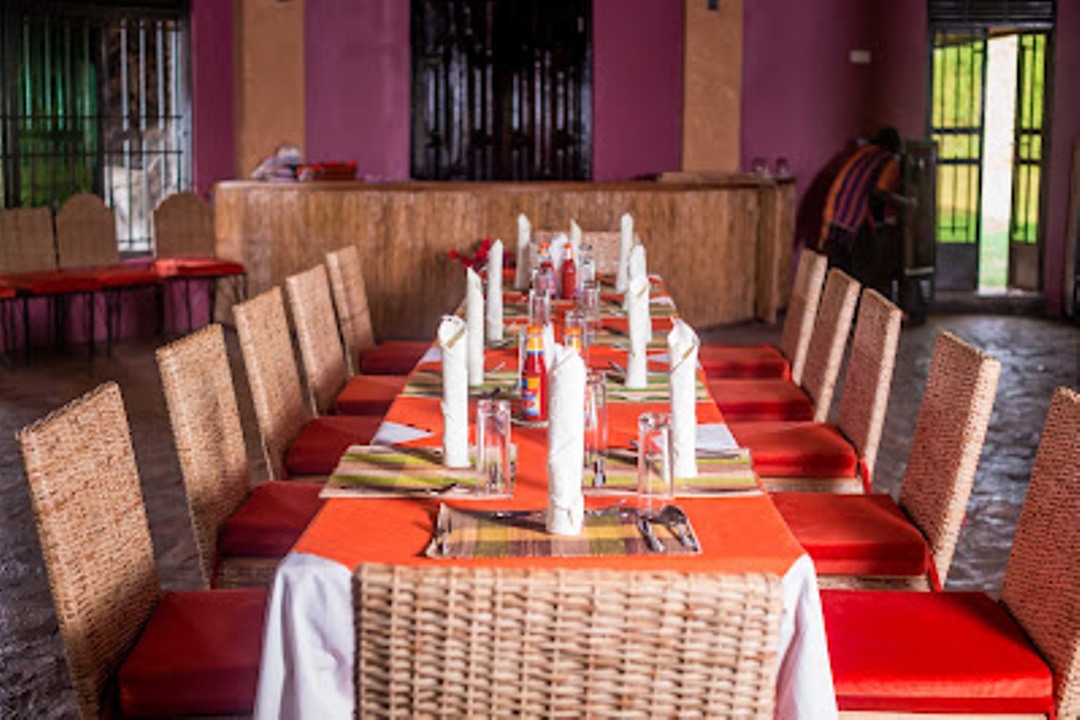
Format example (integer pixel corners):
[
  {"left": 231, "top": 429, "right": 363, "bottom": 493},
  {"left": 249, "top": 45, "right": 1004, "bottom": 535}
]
[
  {"left": 0, "top": 0, "right": 190, "bottom": 254},
  {"left": 1010, "top": 32, "right": 1045, "bottom": 245}
]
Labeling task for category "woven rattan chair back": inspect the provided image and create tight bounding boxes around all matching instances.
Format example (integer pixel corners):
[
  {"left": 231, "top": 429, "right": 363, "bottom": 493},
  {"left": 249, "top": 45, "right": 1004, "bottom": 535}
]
[
  {"left": 234, "top": 287, "right": 310, "bottom": 480},
  {"left": 530, "top": 229, "right": 636, "bottom": 276},
  {"left": 156, "top": 324, "right": 250, "bottom": 586},
  {"left": 355, "top": 564, "right": 783, "bottom": 718},
  {"left": 56, "top": 193, "right": 119, "bottom": 269},
  {"left": 1000, "top": 387, "right": 1079, "bottom": 720},
  {"left": 326, "top": 245, "right": 376, "bottom": 376},
  {"left": 898, "top": 332, "right": 1000, "bottom": 584},
  {"left": 799, "top": 268, "right": 860, "bottom": 422},
  {"left": 835, "top": 289, "right": 903, "bottom": 476},
  {"left": 153, "top": 191, "right": 215, "bottom": 258},
  {"left": 0, "top": 206, "right": 56, "bottom": 273},
  {"left": 778, "top": 249, "right": 828, "bottom": 384},
  {"left": 285, "top": 264, "right": 349, "bottom": 415},
  {"left": 18, "top": 382, "right": 161, "bottom": 720}
]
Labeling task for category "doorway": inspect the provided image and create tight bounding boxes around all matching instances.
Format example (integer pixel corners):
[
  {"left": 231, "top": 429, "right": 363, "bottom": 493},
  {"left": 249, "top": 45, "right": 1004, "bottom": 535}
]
[{"left": 929, "top": 27, "right": 1051, "bottom": 293}]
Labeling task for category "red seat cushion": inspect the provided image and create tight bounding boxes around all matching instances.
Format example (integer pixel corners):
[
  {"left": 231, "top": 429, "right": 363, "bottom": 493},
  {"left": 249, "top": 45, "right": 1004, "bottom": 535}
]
[
  {"left": 699, "top": 343, "right": 790, "bottom": 380},
  {"left": 707, "top": 379, "right": 815, "bottom": 421},
  {"left": 823, "top": 589, "right": 1055, "bottom": 714},
  {"left": 334, "top": 374, "right": 407, "bottom": 416},
  {"left": 117, "top": 588, "right": 267, "bottom": 717},
  {"left": 219, "top": 480, "right": 323, "bottom": 557},
  {"left": 3, "top": 270, "right": 103, "bottom": 294},
  {"left": 91, "top": 266, "right": 162, "bottom": 289},
  {"left": 284, "top": 415, "right": 382, "bottom": 477},
  {"left": 154, "top": 257, "right": 246, "bottom": 278},
  {"left": 729, "top": 421, "right": 858, "bottom": 479},
  {"left": 359, "top": 341, "right": 429, "bottom": 375},
  {"left": 772, "top": 493, "right": 932, "bottom": 578},
  {"left": 0, "top": 282, "right": 15, "bottom": 300}
]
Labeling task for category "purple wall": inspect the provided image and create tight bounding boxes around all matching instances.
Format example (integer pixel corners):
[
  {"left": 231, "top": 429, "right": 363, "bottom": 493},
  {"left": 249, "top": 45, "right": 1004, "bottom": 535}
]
[
  {"left": 866, "top": 3, "right": 927, "bottom": 138},
  {"left": 305, "top": 0, "right": 411, "bottom": 180},
  {"left": 741, "top": 0, "right": 874, "bottom": 245},
  {"left": 190, "top": 0, "right": 235, "bottom": 195},
  {"left": 592, "top": 0, "right": 682, "bottom": 179},
  {"left": 1045, "top": 2, "right": 1080, "bottom": 314}
]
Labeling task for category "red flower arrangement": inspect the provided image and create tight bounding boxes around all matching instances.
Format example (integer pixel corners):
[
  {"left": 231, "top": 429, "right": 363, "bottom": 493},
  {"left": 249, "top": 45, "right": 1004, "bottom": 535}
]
[{"left": 448, "top": 237, "right": 496, "bottom": 271}]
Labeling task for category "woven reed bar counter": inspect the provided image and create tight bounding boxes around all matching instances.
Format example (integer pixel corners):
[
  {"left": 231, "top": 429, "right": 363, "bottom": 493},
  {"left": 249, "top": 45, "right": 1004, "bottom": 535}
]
[{"left": 213, "top": 178, "right": 794, "bottom": 339}]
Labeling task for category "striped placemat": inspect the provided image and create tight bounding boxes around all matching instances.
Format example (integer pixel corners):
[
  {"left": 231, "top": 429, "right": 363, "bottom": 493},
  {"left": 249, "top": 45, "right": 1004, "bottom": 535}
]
[
  {"left": 425, "top": 504, "right": 700, "bottom": 558},
  {"left": 322, "top": 445, "right": 496, "bottom": 499},
  {"left": 584, "top": 448, "right": 760, "bottom": 496},
  {"left": 400, "top": 369, "right": 521, "bottom": 398},
  {"left": 603, "top": 372, "right": 711, "bottom": 403}
]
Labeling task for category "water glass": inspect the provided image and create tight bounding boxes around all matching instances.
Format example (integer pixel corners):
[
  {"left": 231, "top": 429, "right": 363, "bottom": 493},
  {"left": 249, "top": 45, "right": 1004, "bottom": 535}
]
[
  {"left": 533, "top": 264, "right": 556, "bottom": 299},
  {"left": 577, "top": 280, "right": 601, "bottom": 342},
  {"left": 528, "top": 287, "right": 551, "bottom": 327},
  {"left": 476, "top": 398, "right": 512, "bottom": 495},
  {"left": 578, "top": 244, "right": 596, "bottom": 290},
  {"left": 564, "top": 308, "right": 588, "bottom": 363},
  {"left": 637, "top": 412, "right": 673, "bottom": 498},
  {"left": 584, "top": 371, "right": 608, "bottom": 486}
]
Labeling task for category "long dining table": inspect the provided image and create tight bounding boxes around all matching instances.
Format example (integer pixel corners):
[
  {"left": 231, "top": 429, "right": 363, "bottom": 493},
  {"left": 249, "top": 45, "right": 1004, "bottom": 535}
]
[{"left": 253, "top": 276, "right": 839, "bottom": 720}]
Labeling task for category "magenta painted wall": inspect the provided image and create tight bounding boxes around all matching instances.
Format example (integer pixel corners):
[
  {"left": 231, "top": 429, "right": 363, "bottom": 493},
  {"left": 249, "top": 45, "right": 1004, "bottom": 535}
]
[
  {"left": 592, "top": 0, "right": 682, "bottom": 179},
  {"left": 1044, "top": 2, "right": 1080, "bottom": 314},
  {"left": 866, "top": 3, "right": 927, "bottom": 138},
  {"left": 190, "top": 0, "right": 235, "bottom": 195},
  {"left": 741, "top": 0, "right": 874, "bottom": 246},
  {"left": 305, "top": 0, "right": 411, "bottom": 180}
]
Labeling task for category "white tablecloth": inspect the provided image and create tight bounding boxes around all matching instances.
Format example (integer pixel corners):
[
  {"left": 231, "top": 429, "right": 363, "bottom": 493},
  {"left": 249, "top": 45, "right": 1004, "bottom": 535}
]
[{"left": 253, "top": 552, "right": 838, "bottom": 720}]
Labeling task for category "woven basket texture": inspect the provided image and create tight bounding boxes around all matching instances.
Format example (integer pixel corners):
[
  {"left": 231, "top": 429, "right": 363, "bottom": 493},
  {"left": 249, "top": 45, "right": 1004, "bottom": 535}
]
[
  {"left": 800, "top": 268, "right": 860, "bottom": 422},
  {"left": 531, "top": 229, "right": 632, "bottom": 277},
  {"left": 326, "top": 245, "right": 377, "bottom": 375},
  {"left": 1000, "top": 387, "right": 1079, "bottom": 720},
  {"left": 779, "top": 250, "right": 828, "bottom": 384},
  {"left": 355, "top": 564, "right": 782, "bottom": 719},
  {"left": 286, "top": 264, "right": 350, "bottom": 416},
  {"left": 17, "top": 382, "right": 161, "bottom": 720},
  {"left": 156, "top": 324, "right": 250, "bottom": 587},
  {"left": 153, "top": 191, "right": 215, "bottom": 258},
  {"left": 56, "top": 193, "right": 119, "bottom": 269},
  {"left": 898, "top": 332, "right": 1001, "bottom": 584},
  {"left": 0, "top": 206, "right": 56, "bottom": 273},
  {"left": 835, "top": 289, "right": 903, "bottom": 476},
  {"left": 234, "top": 287, "right": 310, "bottom": 481}
]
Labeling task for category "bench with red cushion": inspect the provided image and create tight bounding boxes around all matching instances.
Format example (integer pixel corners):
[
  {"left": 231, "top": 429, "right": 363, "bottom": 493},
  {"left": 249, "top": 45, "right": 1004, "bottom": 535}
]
[
  {"left": 699, "top": 343, "right": 791, "bottom": 380},
  {"left": 283, "top": 414, "right": 383, "bottom": 477},
  {"left": 333, "top": 374, "right": 408, "bottom": 416},
  {"left": 707, "top": 378, "right": 815, "bottom": 422},
  {"left": 358, "top": 340, "right": 430, "bottom": 376}
]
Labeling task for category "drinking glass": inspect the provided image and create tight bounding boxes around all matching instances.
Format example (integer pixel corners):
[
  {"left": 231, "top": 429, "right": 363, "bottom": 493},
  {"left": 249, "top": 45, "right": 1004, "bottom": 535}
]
[
  {"left": 528, "top": 287, "right": 551, "bottom": 327},
  {"left": 577, "top": 280, "right": 601, "bottom": 343},
  {"left": 751, "top": 157, "right": 771, "bottom": 178},
  {"left": 476, "top": 398, "right": 512, "bottom": 495},
  {"left": 637, "top": 412, "right": 673, "bottom": 499},
  {"left": 564, "top": 308, "right": 588, "bottom": 363},
  {"left": 578, "top": 244, "right": 596, "bottom": 291},
  {"left": 584, "top": 371, "right": 608, "bottom": 487},
  {"left": 533, "top": 264, "right": 556, "bottom": 299}
]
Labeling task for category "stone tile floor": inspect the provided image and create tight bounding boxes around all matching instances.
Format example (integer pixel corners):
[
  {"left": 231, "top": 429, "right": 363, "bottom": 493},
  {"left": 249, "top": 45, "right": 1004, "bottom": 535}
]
[{"left": 1, "top": 314, "right": 1077, "bottom": 717}]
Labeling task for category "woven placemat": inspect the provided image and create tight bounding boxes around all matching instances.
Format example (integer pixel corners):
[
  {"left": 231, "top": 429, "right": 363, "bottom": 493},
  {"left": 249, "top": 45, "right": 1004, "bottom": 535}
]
[
  {"left": 425, "top": 504, "right": 700, "bottom": 558},
  {"left": 322, "top": 445, "right": 507, "bottom": 499},
  {"left": 585, "top": 448, "right": 760, "bottom": 496},
  {"left": 603, "top": 372, "right": 711, "bottom": 403},
  {"left": 400, "top": 369, "right": 521, "bottom": 398}
]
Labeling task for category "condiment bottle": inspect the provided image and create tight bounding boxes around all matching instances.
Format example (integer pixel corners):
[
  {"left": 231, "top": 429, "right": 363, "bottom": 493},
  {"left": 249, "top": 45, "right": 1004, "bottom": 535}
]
[
  {"left": 560, "top": 243, "right": 578, "bottom": 300},
  {"left": 520, "top": 325, "right": 547, "bottom": 422}
]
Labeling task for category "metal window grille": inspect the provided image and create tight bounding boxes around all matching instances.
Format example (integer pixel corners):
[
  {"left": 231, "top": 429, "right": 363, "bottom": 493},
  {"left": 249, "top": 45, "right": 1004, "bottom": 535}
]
[
  {"left": 0, "top": 1, "right": 190, "bottom": 254},
  {"left": 1009, "top": 31, "right": 1047, "bottom": 245}
]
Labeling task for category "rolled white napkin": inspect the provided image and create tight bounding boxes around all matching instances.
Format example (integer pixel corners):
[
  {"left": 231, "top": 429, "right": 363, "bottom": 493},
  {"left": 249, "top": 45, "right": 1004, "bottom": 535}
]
[
  {"left": 546, "top": 345, "right": 586, "bottom": 535},
  {"left": 542, "top": 322, "right": 556, "bottom": 372},
  {"left": 550, "top": 231, "right": 569, "bottom": 286},
  {"left": 438, "top": 316, "right": 469, "bottom": 467},
  {"left": 570, "top": 218, "right": 582, "bottom": 260},
  {"left": 515, "top": 214, "right": 531, "bottom": 290},
  {"left": 625, "top": 275, "right": 650, "bottom": 389},
  {"left": 627, "top": 244, "right": 651, "bottom": 342},
  {"left": 466, "top": 267, "right": 484, "bottom": 387},
  {"left": 486, "top": 239, "right": 504, "bottom": 342},
  {"left": 616, "top": 213, "right": 634, "bottom": 292},
  {"left": 668, "top": 319, "right": 700, "bottom": 479}
]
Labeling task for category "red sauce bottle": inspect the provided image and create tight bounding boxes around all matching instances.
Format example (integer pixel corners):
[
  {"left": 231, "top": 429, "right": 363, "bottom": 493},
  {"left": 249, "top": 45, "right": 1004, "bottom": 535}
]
[
  {"left": 520, "top": 325, "right": 547, "bottom": 422},
  {"left": 560, "top": 244, "right": 577, "bottom": 300}
]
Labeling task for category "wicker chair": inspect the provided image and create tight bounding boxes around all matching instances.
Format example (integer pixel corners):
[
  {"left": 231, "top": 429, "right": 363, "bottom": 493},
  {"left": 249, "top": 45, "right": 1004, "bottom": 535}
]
[
  {"left": 55, "top": 194, "right": 162, "bottom": 354},
  {"left": 234, "top": 286, "right": 381, "bottom": 480},
  {"left": 709, "top": 268, "right": 860, "bottom": 422},
  {"left": 773, "top": 331, "right": 1001, "bottom": 590},
  {"left": 157, "top": 324, "right": 323, "bottom": 588},
  {"left": 731, "top": 288, "right": 903, "bottom": 493},
  {"left": 152, "top": 192, "right": 247, "bottom": 331},
  {"left": 324, "top": 245, "right": 428, "bottom": 376},
  {"left": 285, "top": 264, "right": 405, "bottom": 417},
  {"left": 355, "top": 564, "right": 783, "bottom": 718},
  {"left": 822, "top": 387, "right": 1079, "bottom": 717},
  {"left": 0, "top": 206, "right": 102, "bottom": 359},
  {"left": 17, "top": 382, "right": 266, "bottom": 718},
  {"left": 701, "top": 249, "right": 828, "bottom": 383}
]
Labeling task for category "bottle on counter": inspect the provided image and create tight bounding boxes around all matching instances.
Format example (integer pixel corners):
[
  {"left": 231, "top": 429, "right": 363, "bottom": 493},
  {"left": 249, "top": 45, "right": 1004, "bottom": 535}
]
[
  {"left": 560, "top": 243, "right": 578, "bottom": 301},
  {"left": 520, "top": 325, "right": 548, "bottom": 422}
]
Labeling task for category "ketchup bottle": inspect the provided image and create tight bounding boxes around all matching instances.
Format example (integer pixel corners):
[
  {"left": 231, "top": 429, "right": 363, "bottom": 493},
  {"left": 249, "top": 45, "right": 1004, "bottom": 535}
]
[
  {"left": 520, "top": 325, "right": 547, "bottom": 422},
  {"left": 560, "top": 243, "right": 578, "bottom": 300}
]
